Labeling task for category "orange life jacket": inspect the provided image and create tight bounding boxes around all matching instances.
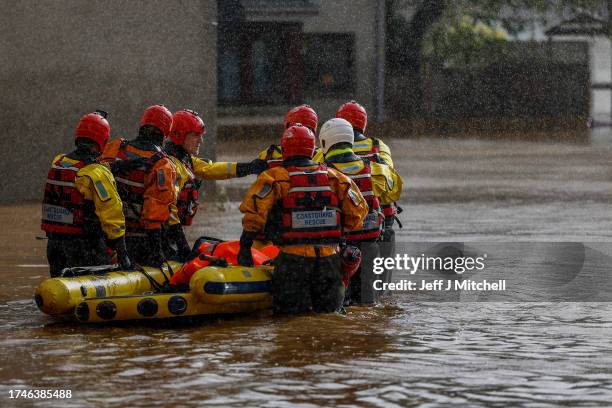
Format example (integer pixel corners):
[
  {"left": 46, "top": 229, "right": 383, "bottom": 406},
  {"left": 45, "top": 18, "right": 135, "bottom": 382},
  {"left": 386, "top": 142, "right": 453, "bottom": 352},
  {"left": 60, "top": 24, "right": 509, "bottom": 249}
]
[
  {"left": 170, "top": 240, "right": 273, "bottom": 285},
  {"left": 112, "top": 141, "right": 166, "bottom": 235}
]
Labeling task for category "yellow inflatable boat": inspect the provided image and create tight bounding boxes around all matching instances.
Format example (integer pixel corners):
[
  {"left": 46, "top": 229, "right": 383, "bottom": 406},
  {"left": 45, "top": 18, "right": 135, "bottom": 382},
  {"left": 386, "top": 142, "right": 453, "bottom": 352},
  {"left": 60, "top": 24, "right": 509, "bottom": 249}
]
[{"left": 35, "top": 262, "right": 273, "bottom": 323}]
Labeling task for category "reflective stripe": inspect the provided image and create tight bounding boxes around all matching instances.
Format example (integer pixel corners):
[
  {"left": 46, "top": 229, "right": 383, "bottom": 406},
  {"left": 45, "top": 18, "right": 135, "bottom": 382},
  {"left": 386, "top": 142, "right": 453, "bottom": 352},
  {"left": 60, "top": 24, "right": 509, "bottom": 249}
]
[
  {"left": 353, "top": 142, "right": 370, "bottom": 149},
  {"left": 361, "top": 191, "right": 374, "bottom": 196},
  {"left": 337, "top": 164, "right": 362, "bottom": 173},
  {"left": 348, "top": 174, "right": 371, "bottom": 180},
  {"left": 95, "top": 180, "right": 109, "bottom": 199},
  {"left": 116, "top": 177, "right": 145, "bottom": 188},
  {"left": 288, "top": 170, "right": 328, "bottom": 176},
  {"left": 288, "top": 186, "right": 332, "bottom": 193},
  {"left": 51, "top": 164, "right": 80, "bottom": 172},
  {"left": 184, "top": 166, "right": 195, "bottom": 180},
  {"left": 46, "top": 179, "right": 75, "bottom": 187}
]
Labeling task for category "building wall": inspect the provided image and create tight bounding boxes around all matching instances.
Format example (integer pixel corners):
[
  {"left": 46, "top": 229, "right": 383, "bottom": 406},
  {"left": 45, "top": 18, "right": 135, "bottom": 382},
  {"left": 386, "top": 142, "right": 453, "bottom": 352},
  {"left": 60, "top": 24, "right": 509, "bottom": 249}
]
[
  {"left": 552, "top": 35, "right": 611, "bottom": 119},
  {"left": 218, "top": 0, "right": 380, "bottom": 126},
  {"left": 0, "top": 0, "right": 217, "bottom": 203}
]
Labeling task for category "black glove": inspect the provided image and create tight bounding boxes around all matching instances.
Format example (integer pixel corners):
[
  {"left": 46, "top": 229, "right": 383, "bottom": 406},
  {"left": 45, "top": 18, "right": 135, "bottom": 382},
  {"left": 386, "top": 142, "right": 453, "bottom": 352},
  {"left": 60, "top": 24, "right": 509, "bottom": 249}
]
[
  {"left": 237, "top": 230, "right": 256, "bottom": 267},
  {"left": 236, "top": 159, "right": 268, "bottom": 177},
  {"left": 106, "top": 236, "right": 133, "bottom": 270},
  {"left": 146, "top": 228, "right": 165, "bottom": 267},
  {"left": 166, "top": 223, "right": 192, "bottom": 262}
]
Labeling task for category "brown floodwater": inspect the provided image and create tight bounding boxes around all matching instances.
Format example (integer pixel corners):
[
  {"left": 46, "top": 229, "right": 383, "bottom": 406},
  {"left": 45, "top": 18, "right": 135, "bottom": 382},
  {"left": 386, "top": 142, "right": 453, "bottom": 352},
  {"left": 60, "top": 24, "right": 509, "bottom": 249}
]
[{"left": 1, "top": 137, "right": 612, "bottom": 407}]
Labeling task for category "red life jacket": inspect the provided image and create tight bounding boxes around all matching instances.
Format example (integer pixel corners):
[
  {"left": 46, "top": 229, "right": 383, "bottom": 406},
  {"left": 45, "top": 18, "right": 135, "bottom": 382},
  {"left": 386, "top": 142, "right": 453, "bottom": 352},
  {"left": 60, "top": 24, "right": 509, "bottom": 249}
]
[
  {"left": 175, "top": 157, "right": 202, "bottom": 226},
  {"left": 381, "top": 203, "right": 397, "bottom": 218},
  {"left": 276, "top": 164, "right": 342, "bottom": 245},
  {"left": 112, "top": 141, "right": 165, "bottom": 236},
  {"left": 341, "top": 161, "right": 383, "bottom": 241},
  {"left": 41, "top": 155, "right": 96, "bottom": 236},
  {"left": 264, "top": 144, "right": 283, "bottom": 168}
]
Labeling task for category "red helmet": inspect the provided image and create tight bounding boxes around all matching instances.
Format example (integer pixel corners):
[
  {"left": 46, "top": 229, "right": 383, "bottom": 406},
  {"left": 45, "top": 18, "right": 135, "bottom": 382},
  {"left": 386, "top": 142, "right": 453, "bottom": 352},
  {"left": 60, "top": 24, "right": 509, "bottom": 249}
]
[
  {"left": 75, "top": 112, "right": 110, "bottom": 151},
  {"left": 341, "top": 245, "right": 362, "bottom": 287},
  {"left": 140, "top": 104, "right": 173, "bottom": 138},
  {"left": 280, "top": 124, "right": 315, "bottom": 160},
  {"left": 169, "top": 109, "right": 206, "bottom": 145},
  {"left": 284, "top": 104, "right": 318, "bottom": 132},
  {"left": 336, "top": 101, "right": 367, "bottom": 132}
]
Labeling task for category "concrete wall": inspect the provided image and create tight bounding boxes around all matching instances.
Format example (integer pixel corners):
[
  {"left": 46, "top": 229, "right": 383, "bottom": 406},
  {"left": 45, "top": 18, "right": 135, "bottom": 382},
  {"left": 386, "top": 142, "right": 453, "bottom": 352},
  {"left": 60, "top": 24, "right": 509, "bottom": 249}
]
[
  {"left": 218, "top": 0, "right": 380, "bottom": 126},
  {"left": 0, "top": 0, "right": 217, "bottom": 202}
]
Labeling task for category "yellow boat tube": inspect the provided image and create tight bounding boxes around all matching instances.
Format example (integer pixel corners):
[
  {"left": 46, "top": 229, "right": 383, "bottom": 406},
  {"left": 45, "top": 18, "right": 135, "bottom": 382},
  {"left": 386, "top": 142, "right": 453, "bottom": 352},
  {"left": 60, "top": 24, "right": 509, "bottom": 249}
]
[
  {"left": 75, "top": 264, "right": 273, "bottom": 322},
  {"left": 35, "top": 262, "right": 181, "bottom": 316},
  {"left": 75, "top": 293, "right": 272, "bottom": 323},
  {"left": 189, "top": 265, "right": 273, "bottom": 304}
]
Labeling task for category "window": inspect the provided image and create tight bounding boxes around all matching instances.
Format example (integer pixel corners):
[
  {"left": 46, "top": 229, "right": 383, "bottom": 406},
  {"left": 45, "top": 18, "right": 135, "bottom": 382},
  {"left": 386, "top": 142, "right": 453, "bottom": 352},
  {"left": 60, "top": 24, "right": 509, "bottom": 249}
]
[
  {"left": 303, "top": 33, "right": 355, "bottom": 97},
  {"left": 218, "top": 22, "right": 304, "bottom": 105}
]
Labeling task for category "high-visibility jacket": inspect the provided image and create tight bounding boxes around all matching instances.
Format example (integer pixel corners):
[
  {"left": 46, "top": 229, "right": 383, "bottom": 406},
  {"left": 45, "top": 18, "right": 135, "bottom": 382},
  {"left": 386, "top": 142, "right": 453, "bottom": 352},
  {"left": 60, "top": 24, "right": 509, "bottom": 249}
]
[
  {"left": 329, "top": 160, "right": 382, "bottom": 241},
  {"left": 240, "top": 160, "right": 368, "bottom": 257},
  {"left": 353, "top": 133, "right": 394, "bottom": 168},
  {"left": 325, "top": 148, "right": 403, "bottom": 235},
  {"left": 42, "top": 153, "right": 125, "bottom": 240},
  {"left": 167, "top": 151, "right": 237, "bottom": 226},
  {"left": 257, "top": 144, "right": 324, "bottom": 168},
  {"left": 100, "top": 139, "right": 177, "bottom": 234}
]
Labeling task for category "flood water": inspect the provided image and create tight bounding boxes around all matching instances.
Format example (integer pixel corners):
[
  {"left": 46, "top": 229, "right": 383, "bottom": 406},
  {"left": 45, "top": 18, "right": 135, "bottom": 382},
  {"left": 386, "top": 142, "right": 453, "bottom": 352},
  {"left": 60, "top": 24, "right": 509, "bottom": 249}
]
[{"left": 1, "top": 137, "right": 611, "bottom": 407}]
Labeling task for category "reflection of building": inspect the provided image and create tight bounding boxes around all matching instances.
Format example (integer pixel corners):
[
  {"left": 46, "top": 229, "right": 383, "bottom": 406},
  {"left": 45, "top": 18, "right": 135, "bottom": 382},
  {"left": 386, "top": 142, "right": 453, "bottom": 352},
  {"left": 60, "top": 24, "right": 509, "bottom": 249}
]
[
  {"left": 217, "top": 0, "right": 385, "bottom": 126},
  {"left": 546, "top": 13, "right": 611, "bottom": 122}
]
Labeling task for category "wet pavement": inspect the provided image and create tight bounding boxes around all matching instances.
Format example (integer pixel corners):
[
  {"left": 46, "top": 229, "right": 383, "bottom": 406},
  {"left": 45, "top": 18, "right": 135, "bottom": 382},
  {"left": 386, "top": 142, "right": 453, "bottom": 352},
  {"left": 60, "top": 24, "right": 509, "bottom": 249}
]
[{"left": 1, "top": 137, "right": 611, "bottom": 407}]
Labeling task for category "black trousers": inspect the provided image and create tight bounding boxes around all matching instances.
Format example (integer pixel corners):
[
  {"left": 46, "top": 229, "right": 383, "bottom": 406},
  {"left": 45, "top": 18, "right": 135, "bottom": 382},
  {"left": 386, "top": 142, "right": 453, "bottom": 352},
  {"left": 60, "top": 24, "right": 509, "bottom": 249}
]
[
  {"left": 378, "top": 226, "right": 395, "bottom": 292},
  {"left": 125, "top": 236, "right": 159, "bottom": 266},
  {"left": 345, "top": 241, "right": 382, "bottom": 305},
  {"left": 272, "top": 251, "right": 344, "bottom": 315},
  {"left": 47, "top": 237, "right": 111, "bottom": 278}
]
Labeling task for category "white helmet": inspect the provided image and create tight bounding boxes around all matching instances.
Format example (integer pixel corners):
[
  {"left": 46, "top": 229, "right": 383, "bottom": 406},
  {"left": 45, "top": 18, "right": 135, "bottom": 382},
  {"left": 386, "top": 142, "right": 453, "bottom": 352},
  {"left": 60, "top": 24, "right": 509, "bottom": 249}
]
[{"left": 319, "top": 118, "right": 354, "bottom": 154}]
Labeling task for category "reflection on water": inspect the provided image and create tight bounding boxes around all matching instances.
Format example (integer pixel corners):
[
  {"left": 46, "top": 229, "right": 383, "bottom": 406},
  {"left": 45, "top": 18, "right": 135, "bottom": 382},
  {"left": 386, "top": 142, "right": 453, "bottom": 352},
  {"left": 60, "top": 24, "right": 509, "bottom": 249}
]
[
  {"left": 1, "top": 137, "right": 612, "bottom": 406},
  {"left": 1, "top": 295, "right": 612, "bottom": 407}
]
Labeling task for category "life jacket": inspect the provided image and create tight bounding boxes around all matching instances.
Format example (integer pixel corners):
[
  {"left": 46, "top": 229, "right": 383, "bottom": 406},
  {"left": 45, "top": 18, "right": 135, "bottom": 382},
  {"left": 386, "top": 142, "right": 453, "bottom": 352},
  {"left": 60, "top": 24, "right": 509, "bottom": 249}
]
[
  {"left": 275, "top": 164, "right": 342, "bottom": 245},
  {"left": 170, "top": 240, "right": 273, "bottom": 285},
  {"left": 337, "top": 160, "right": 383, "bottom": 241},
  {"left": 353, "top": 138, "right": 383, "bottom": 164},
  {"left": 175, "top": 156, "right": 202, "bottom": 226},
  {"left": 41, "top": 155, "right": 97, "bottom": 236},
  {"left": 264, "top": 144, "right": 283, "bottom": 168},
  {"left": 112, "top": 140, "right": 165, "bottom": 236},
  {"left": 355, "top": 139, "right": 397, "bottom": 219},
  {"left": 381, "top": 203, "right": 397, "bottom": 218}
]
